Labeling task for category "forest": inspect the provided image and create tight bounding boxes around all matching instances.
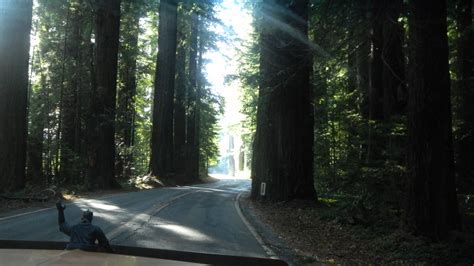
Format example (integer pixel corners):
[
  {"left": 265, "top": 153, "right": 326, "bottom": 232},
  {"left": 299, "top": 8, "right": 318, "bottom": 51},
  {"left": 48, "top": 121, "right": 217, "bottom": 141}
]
[
  {"left": 0, "top": 0, "right": 473, "bottom": 264},
  {"left": 1, "top": 0, "right": 223, "bottom": 191}
]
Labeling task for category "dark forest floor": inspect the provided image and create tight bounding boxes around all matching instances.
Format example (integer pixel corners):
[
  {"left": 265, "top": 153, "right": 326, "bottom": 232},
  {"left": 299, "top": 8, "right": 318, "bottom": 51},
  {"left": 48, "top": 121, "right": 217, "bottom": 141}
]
[{"left": 244, "top": 196, "right": 474, "bottom": 265}]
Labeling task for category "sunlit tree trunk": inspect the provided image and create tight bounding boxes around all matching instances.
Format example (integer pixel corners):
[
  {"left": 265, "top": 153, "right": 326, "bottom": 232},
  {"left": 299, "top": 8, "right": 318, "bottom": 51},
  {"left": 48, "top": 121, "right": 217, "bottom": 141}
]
[
  {"left": 150, "top": 0, "right": 178, "bottom": 178},
  {"left": 0, "top": 0, "right": 33, "bottom": 192},
  {"left": 252, "top": 0, "right": 316, "bottom": 201},
  {"left": 405, "top": 0, "right": 461, "bottom": 239}
]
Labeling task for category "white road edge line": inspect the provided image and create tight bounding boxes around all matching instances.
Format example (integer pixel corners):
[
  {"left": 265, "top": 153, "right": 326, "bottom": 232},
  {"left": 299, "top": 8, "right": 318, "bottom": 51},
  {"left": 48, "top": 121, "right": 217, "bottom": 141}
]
[
  {"left": 0, "top": 207, "right": 55, "bottom": 221},
  {"left": 235, "top": 192, "right": 279, "bottom": 260},
  {"left": 0, "top": 191, "right": 135, "bottom": 222}
]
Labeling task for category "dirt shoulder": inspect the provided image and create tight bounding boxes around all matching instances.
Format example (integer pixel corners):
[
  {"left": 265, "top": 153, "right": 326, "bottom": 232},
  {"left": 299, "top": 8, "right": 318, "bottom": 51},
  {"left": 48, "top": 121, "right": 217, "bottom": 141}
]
[{"left": 239, "top": 194, "right": 474, "bottom": 265}]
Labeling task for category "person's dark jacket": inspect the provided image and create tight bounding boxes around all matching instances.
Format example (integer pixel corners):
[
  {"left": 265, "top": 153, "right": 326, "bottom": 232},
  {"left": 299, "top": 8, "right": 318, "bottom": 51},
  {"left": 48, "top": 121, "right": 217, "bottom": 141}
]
[{"left": 57, "top": 203, "right": 113, "bottom": 252}]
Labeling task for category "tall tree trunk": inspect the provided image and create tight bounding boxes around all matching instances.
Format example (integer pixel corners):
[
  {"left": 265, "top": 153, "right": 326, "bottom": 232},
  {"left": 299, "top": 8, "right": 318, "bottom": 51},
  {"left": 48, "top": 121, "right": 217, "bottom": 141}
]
[
  {"left": 174, "top": 42, "right": 187, "bottom": 177},
  {"left": 60, "top": 0, "right": 84, "bottom": 184},
  {"left": 117, "top": 0, "right": 140, "bottom": 180},
  {"left": 150, "top": 0, "right": 178, "bottom": 178},
  {"left": 352, "top": 0, "right": 371, "bottom": 115},
  {"left": 251, "top": 0, "right": 316, "bottom": 201},
  {"left": 369, "top": 0, "right": 384, "bottom": 122},
  {"left": 365, "top": 0, "right": 385, "bottom": 164},
  {"left": 85, "top": 11, "right": 97, "bottom": 189},
  {"left": 382, "top": 0, "right": 406, "bottom": 119},
  {"left": 185, "top": 11, "right": 199, "bottom": 180},
  {"left": 195, "top": 37, "right": 204, "bottom": 178},
  {"left": 352, "top": 0, "right": 371, "bottom": 163},
  {"left": 90, "top": 0, "right": 121, "bottom": 189},
  {"left": 456, "top": 0, "right": 474, "bottom": 193},
  {"left": 0, "top": 0, "right": 33, "bottom": 192},
  {"left": 405, "top": 0, "right": 461, "bottom": 239}
]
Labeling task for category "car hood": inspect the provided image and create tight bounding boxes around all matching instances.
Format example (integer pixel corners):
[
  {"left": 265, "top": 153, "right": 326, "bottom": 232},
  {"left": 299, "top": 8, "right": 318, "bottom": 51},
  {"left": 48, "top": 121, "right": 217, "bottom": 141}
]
[{"left": 0, "top": 240, "right": 287, "bottom": 266}]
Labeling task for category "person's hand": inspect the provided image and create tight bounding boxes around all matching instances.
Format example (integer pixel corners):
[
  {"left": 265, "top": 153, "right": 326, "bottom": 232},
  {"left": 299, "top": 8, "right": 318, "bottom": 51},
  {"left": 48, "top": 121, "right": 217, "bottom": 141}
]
[{"left": 56, "top": 201, "right": 66, "bottom": 211}]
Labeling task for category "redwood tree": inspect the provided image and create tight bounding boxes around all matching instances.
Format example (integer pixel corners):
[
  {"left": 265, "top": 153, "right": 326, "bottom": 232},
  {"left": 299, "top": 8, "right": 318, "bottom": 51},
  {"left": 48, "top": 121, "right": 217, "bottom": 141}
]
[
  {"left": 150, "top": 0, "right": 178, "bottom": 178},
  {"left": 0, "top": 0, "right": 33, "bottom": 192},
  {"left": 60, "top": 0, "right": 85, "bottom": 184},
  {"left": 251, "top": 0, "right": 316, "bottom": 201},
  {"left": 185, "top": 10, "right": 200, "bottom": 180},
  {"left": 382, "top": 0, "right": 406, "bottom": 119},
  {"left": 174, "top": 38, "right": 187, "bottom": 176},
  {"left": 405, "top": 0, "right": 460, "bottom": 239},
  {"left": 117, "top": 0, "right": 141, "bottom": 179},
  {"left": 89, "top": 0, "right": 121, "bottom": 189},
  {"left": 456, "top": 0, "right": 474, "bottom": 193}
]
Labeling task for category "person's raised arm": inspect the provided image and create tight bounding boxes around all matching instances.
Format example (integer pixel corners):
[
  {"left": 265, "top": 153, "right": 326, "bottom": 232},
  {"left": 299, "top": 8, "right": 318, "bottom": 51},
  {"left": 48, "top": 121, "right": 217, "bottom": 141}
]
[{"left": 56, "top": 201, "right": 71, "bottom": 236}]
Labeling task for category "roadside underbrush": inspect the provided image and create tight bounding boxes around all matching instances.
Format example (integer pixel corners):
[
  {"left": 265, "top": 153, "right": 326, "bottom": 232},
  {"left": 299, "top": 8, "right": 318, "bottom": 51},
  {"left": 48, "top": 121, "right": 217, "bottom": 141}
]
[{"left": 249, "top": 196, "right": 474, "bottom": 265}]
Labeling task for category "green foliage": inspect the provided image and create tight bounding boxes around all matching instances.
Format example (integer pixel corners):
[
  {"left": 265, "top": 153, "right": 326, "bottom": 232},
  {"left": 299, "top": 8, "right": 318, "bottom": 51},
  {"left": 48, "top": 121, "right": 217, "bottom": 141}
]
[
  {"left": 30, "top": 0, "right": 71, "bottom": 182},
  {"left": 130, "top": 8, "right": 158, "bottom": 176},
  {"left": 199, "top": 87, "right": 224, "bottom": 175},
  {"left": 234, "top": 16, "right": 259, "bottom": 166}
]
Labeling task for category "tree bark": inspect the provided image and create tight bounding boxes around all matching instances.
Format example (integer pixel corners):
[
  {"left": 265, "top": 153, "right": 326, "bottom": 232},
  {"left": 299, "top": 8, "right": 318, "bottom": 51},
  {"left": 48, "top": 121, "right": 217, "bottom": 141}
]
[
  {"left": 382, "top": 0, "right": 406, "bottom": 119},
  {"left": 251, "top": 0, "right": 316, "bottom": 201},
  {"left": 195, "top": 37, "right": 204, "bottom": 178},
  {"left": 354, "top": 0, "right": 371, "bottom": 120},
  {"left": 456, "top": 0, "right": 474, "bottom": 193},
  {"left": 0, "top": 0, "right": 33, "bottom": 192},
  {"left": 185, "top": 11, "right": 200, "bottom": 180},
  {"left": 90, "top": 0, "right": 121, "bottom": 189},
  {"left": 405, "top": 0, "right": 461, "bottom": 239},
  {"left": 174, "top": 41, "right": 187, "bottom": 176},
  {"left": 60, "top": 0, "right": 84, "bottom": 184},
  {"left": 368, "top": 0, "right": 384, "bottom": 122},
  {"left": 150, "top": 0, "right": 178, "bottom": 178}
]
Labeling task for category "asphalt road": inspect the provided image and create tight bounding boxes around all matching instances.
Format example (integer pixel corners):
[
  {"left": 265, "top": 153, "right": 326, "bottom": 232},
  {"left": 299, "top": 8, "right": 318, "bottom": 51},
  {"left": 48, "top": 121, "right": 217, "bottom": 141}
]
[{"left": 0, "top": 179, "right": 267, "bottom": 258}]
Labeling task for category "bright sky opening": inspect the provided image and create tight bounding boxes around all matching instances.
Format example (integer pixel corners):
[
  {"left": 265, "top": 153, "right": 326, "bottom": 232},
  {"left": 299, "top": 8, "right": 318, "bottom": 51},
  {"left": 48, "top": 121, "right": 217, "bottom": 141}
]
[{"left": 204, "top": 0, "right": 253, "bottom": 129}]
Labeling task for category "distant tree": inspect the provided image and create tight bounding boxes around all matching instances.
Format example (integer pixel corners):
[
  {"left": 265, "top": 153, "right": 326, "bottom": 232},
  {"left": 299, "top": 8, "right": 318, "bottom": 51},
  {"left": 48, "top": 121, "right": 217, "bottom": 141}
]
[
  {"left": 30, "top": 0, "right": 87, "bottom": 185},
  {"left": 183, "top": 0, "right": 220, "bottom": 180},
  {"left": 27, "top": 74, "right": 47, "bottom": 185},
  {"left": 88, "top": 0, "right": 121, "bottom": 189},
  {"left": 117, "top": 0, "right": 142, "bottom": 180},
  {"left": 355, "top": 1, "right": 370, "bottom": 120},
  {"left": 59, "top": 0, "right": 87, "bottom": 184},
  {"left": 382, "top": 0, "right": 406, "bottom": 119},
  {"left": 405, "top": 0, "right": 460, "bottom": 239},
  {"left": 251, "top": 0, "right": 316, "bottom": 201},
  {"left": 150, "top": 0, "right": 178, "bottom": 178},
  {"left": 185, "top": 9, "right": 200, "bottom": 180},
  {"left": 368, "top": 0, "right": 384, "bottom": 122},
  {"left": 0, "top": 0, "right": 33, "bottom": 192},
  {"left": 199, "top": 86, "right": 223, "bottom": 176}
]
